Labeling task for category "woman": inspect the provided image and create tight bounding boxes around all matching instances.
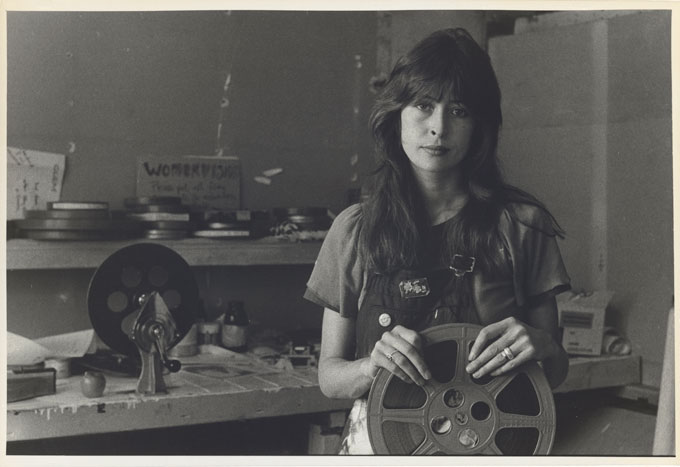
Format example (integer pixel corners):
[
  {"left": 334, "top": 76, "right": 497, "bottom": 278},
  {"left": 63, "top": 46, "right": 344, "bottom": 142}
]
[{"left": 304, "top": 27, "right": 570, "bottom": 454}]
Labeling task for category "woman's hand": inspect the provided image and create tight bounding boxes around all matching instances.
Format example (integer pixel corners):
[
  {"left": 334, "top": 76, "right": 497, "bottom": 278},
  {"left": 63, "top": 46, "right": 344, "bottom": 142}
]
[
  {"left": 465, "top": 317, "right": 559, "bottom": 380},
  {"left": 362, "top": 325, "right": 432, "bottom": 386}
]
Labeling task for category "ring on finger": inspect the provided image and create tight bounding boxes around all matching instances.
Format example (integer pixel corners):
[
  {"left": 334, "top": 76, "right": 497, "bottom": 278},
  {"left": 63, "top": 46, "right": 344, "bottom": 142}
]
[
  {"left": 386, "top": 350, "right": 399, "bottom": 362},
  {"left": 500, "top": 347, "right": 515, "bottom": 361}
]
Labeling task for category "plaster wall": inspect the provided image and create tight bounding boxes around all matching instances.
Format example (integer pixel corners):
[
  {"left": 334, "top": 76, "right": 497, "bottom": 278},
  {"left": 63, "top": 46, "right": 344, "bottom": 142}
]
[{"left": 489, "top": 10, "right": 672, "bottom": 386}]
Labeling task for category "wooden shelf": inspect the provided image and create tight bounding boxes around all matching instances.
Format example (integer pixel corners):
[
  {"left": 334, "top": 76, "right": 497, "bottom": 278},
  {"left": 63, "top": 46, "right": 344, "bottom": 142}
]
[{"left": 6, "top": 238, "right": 322, "bottom": 270}]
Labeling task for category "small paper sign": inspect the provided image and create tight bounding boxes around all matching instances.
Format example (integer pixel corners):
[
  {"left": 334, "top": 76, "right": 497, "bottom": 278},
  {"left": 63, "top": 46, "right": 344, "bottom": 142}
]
[
  {"left": 7, "top": 147, "right": 66, "bottom": 220},
  {"left": 136, "top": 155, "right": 240, "bottom": 210}
]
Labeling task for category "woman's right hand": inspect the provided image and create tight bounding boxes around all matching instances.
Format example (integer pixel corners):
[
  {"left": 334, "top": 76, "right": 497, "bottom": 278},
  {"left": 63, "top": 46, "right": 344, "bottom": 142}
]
[{"left": 361, "top": 325, "right": 432, "bottom": 386}]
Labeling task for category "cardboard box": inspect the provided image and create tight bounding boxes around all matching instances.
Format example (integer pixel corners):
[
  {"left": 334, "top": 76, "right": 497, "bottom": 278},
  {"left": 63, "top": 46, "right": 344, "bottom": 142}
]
[
  {"left": 136, "top": 155, "right": 240, "bottom": 210},
  {"left": 557, "top": 290, "right": 614, "bottom": 356}
]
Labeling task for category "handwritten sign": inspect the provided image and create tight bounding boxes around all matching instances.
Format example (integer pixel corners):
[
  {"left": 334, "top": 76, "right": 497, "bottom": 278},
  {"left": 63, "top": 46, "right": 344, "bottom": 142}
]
[
  {"left": 7, "top": 147, "right": 66, "bottom": 220},
  {"left": 136, "top": 155, "right": 240, "bottom": 210}
]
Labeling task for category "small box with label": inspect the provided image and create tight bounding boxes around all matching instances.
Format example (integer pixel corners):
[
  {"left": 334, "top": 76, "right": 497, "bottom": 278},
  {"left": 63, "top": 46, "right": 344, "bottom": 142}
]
[{"left": 557, "top": 290, "right": 614, "bottom": 356}]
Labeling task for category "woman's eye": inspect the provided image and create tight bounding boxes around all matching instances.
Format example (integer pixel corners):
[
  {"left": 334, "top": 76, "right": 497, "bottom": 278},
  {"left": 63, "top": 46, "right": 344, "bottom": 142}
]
[
  {"left": 450, "top": 107, "right": 469, "bottom": 117},
  {"left": 415, "top": 103, "right": 433, "bottom": 111}
]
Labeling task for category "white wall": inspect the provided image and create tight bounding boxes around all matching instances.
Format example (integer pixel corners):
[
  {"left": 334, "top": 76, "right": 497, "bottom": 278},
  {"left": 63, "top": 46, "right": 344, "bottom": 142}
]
[{"left": 489, "top": 10, "right": 672, "bottom": 386}]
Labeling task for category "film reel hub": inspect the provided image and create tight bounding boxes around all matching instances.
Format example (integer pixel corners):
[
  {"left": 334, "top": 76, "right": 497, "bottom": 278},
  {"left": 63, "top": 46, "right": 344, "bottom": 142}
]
[{"left": 367, "top": 323, "right": 556, "bottom": 455}]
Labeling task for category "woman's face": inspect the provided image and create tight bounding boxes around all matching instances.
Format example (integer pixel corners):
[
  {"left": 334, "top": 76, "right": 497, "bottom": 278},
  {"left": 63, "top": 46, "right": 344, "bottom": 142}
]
[{"left": 400, "top": 96, "right": 474, "bottom": 176}]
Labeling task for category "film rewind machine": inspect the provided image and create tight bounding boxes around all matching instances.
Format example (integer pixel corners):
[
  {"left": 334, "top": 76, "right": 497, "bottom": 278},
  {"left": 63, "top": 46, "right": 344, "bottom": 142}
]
[
  {"left": 87, "top": 243, "right": 557, "bottom": 455},
  {"left": 87, "top": 243, "right": 199, "bottom": 394}
]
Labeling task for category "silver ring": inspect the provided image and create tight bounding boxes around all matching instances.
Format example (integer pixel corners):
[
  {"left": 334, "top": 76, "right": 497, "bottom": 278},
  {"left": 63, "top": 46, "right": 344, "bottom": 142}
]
[
  {"left": 386, "top": 350, "right": 399, "bottom": 362},
  {"left": 501, "top": 347, "right": 514, "bottom": 361}
]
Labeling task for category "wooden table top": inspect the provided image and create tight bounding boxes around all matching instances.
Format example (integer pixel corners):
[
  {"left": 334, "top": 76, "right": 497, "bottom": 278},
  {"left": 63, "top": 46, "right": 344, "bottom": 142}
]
[
  {"left": 7, "top": 352, "right": 352, "bottom": 442},
  {"left": 7, "top": 352, "right": 640, "bottom": 442}
]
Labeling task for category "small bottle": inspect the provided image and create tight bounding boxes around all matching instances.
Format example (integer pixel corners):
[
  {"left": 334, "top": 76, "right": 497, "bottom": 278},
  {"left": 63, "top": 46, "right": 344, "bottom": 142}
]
[
  {"left": 197, "top": 321, "right": 221, "bottom": 346},
  {"left": 221, "top": 301, "right": 249, "bottom": 352}
]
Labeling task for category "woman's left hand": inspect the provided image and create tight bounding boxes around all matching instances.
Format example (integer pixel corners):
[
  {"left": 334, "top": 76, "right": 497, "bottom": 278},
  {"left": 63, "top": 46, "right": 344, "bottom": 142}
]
[{"left": 465, "top": 317, "right": 558, "bottom": 379}]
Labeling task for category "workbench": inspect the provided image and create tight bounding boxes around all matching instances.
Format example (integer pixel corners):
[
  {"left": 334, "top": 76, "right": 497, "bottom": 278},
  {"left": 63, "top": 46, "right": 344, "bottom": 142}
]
[
  {"left": 6, "top": 354, "right": 351, "bottom": 443},
  {"left": 7, "top": 353, "right": 640, "bottom": 443},
  {"left": 5, "top": 239, "right": 643, "bottom": 447}
]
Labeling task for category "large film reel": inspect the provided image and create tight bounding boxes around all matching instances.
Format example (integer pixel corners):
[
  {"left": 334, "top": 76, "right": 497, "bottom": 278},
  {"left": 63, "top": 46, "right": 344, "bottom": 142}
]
[
  {"left": 87, "top": 243, "right": 200, "bottom": 358},
  {"left": 367, "top": 323, "right": 556, "bottom": 455}
]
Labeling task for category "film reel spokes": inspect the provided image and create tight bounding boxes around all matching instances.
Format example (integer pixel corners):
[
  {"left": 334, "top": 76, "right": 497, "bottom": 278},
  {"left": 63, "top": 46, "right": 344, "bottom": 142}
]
[{"left": 367, "top": 323, "right": 556, "bottom": 455}]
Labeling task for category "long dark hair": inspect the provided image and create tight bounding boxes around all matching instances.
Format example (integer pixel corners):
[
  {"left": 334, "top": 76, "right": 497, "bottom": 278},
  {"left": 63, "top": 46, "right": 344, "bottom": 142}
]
[{"left": 360, "top": 28, "right": 563, "bottom": 275}]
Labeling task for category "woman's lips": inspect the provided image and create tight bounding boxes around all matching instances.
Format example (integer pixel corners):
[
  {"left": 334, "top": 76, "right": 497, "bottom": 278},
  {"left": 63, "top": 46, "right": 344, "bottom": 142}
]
[{"left": 421, "top": 145, "right": 449, "bottom": 156}]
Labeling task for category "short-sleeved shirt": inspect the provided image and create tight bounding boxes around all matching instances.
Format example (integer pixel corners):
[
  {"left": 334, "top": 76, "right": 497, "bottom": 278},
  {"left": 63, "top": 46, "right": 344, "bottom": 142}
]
[{"left": 304, "top": 203, "right": 570, "bottom": 325}]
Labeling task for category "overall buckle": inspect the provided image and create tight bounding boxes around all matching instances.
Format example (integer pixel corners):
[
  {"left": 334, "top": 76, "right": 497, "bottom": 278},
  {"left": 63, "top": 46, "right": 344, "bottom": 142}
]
[{"left": 449, "top": 254, "right": 475, "bottom": 277}]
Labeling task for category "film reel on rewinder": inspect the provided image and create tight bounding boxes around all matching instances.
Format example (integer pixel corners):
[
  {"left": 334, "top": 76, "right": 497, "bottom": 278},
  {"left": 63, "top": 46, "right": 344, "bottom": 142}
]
[
  {"left": 367, "top": 323, "right": 556, "bottom": 456},
  {"left": 87, "top": 243, "right": 200, "bottom": 394}
]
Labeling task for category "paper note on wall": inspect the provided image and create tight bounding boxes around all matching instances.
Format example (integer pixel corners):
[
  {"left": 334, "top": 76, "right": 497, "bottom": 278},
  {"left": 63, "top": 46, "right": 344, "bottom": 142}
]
[
  {"left": 136, "top": 155, "right": 240, "bottom": 210},
  {"left": 7, "top": 147, "right": 66, "bottom": 219}
]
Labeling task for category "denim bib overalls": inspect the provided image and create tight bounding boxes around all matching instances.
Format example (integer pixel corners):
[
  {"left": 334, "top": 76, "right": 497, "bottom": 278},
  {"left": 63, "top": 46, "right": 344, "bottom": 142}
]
[{"left": 355, "top": 263, "right": 480, "bottom": 361}]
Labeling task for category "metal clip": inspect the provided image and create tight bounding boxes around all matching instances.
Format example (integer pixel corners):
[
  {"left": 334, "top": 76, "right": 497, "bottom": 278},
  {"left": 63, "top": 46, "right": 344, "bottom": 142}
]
[{"left": 449, "top": 254, "right": 475, "bottom": 277}]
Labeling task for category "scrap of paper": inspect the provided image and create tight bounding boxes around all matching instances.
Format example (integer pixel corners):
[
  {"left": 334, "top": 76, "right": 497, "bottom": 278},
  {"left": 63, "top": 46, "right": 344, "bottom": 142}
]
[
  {"left": 254, "top": 167, "right": 283, "bottom": 185},
  {"left": 262, "top": 167, "right": 283, "bottom": 177},
  {"left": 34, "top": 329, "right": 97, "bottom": 358},
  {"left": 254, "top": 175, "right": 272, "bottom": 185},
  {"left": 8, "top": 329, "right": 96, "bottom": 366},
  {"left": 7, "top": 147, "right": 66, "bottom": 220},
  {"left": 7, "top": 333, "right": 52, "bottom": 366}
]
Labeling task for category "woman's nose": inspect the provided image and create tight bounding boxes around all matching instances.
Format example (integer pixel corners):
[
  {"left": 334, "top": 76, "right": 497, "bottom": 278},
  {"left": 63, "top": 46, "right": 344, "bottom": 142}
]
[{"left": 428, "top": 107, "right": 447, "bottom": 137}]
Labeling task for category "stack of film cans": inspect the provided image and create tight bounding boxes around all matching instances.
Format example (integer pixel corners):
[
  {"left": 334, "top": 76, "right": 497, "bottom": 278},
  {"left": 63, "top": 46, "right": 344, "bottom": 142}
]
[
  {"left": 13, "top": 200, "right": 327, "bottom": 241},
  {"left": 16, "top": 201, "right": 141, "bottom": 240},
  {"left": 123, "top": 196, "right": 194, "bottom": 240},
  {"left": 192, "top": 210, "right": 253, "bottom": 239},
  {"left": 273, "top": 207, "right": 332, "bottom": 231}
]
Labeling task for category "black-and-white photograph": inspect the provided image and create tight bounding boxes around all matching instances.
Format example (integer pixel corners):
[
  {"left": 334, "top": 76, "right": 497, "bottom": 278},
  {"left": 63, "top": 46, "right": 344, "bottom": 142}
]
[{"left": 3, "top": 5, "right": 675, "bottom": 462}]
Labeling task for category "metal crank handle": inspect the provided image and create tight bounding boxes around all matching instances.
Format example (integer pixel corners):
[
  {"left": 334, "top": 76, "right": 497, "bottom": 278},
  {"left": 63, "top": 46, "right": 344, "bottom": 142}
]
[{"left": 151, "top": 324, "right": 182, "bottom": 373}]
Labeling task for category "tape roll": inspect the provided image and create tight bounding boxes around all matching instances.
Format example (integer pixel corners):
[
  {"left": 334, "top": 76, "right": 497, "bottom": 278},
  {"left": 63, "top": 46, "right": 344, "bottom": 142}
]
[
  {"left": 367, "top": 323, "right": 556, "bottom": 455},
  {"left": 168, "top": 344, "right": 199, "bottom": 357},
  {"left": 168, "top": 325, "right": 199, "bottom": 357}
]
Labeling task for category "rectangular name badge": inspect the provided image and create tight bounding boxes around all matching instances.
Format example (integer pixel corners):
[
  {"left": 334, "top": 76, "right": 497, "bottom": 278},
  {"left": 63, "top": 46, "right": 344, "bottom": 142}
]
[{"left": 399, "top": 277, "right": 431, "bottom": 299}]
